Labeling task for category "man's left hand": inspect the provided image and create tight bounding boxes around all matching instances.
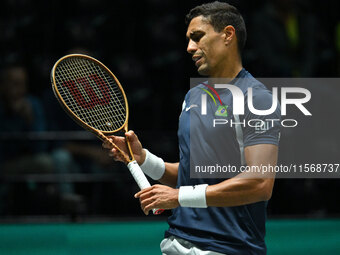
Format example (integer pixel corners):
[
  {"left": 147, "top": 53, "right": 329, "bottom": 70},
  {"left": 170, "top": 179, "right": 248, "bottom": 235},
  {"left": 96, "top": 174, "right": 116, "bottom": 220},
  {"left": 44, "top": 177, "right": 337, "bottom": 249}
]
[{"left": 134, "top": 185, "right": 179, "bottom": 215}]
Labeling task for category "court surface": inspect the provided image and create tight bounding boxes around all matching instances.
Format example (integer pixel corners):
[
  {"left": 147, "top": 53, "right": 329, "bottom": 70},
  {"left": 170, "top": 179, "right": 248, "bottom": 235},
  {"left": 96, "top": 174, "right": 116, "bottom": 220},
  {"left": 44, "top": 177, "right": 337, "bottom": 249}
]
[{"left": 0, "top": 219, "right": 339, "bottom": 254}]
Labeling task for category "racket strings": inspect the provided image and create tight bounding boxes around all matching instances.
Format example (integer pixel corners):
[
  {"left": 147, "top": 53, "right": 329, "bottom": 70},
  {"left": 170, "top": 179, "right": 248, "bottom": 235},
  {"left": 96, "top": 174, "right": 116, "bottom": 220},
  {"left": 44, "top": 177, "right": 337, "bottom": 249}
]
[
  {"left": 86, "top": 62, "right": 126, "bottom": 129},
  {"left": 57, "top": 58, "right": 124, "bottom": 129},
  {"left": 55, "top": 57, "right": 127, "bottom": 131},
  {"left": 67, "top": 59, "right": 122, "bottom": 127},
  {"left": 70, "top": 59, "right": 121, "bottom": 127}
]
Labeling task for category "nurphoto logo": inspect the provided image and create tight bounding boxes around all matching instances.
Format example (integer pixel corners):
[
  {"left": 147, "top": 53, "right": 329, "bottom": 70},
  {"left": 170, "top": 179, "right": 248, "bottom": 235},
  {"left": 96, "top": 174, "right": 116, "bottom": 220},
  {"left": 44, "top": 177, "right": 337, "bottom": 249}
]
[{"left": 200, "top": 83, "right": 312, "bottom": 128}]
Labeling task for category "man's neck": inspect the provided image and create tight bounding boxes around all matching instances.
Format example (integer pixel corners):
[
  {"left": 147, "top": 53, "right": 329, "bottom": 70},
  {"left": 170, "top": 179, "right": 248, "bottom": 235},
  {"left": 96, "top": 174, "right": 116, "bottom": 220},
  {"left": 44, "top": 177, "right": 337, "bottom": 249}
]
[{"left": 209, "top": 61, "right": 243, "bottom": 79}]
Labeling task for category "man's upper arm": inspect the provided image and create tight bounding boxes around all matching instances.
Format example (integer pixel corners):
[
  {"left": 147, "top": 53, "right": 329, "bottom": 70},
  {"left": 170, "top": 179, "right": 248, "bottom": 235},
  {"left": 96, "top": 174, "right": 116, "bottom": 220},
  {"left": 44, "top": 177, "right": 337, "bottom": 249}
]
[
  {"left": 241, "top": 85, "right": 281, "bottom": 196},
  {"left": 243, "top": 85, "right": 281, "bottom": 148},
  {"left": 244, "top": 144, "right": 278, "bottom": 173},
  {"left": 244, "top": 144, "right": 278, "bottom": 200}
]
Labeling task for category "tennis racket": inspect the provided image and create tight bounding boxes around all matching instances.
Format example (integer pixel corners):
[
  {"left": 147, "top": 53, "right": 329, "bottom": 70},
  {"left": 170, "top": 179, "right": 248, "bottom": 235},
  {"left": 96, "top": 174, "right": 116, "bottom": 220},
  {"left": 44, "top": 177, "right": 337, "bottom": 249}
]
[{"left": 51, "top": 54, "right": 164, "bottom": 215}]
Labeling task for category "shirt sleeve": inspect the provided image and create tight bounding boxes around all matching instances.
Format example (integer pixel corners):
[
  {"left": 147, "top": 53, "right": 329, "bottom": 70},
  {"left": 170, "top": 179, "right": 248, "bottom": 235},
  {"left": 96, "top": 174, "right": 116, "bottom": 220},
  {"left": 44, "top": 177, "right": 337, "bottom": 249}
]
[{"left": 242, "top": 86, "right": 281, "bottom": 147}]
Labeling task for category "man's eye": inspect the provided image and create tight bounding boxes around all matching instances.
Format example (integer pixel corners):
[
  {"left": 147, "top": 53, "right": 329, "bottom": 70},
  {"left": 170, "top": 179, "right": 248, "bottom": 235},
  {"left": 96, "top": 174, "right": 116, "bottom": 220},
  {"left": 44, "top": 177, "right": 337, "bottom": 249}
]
[{"left": 192, "top": 34, "right": 203, "bottom": 42}]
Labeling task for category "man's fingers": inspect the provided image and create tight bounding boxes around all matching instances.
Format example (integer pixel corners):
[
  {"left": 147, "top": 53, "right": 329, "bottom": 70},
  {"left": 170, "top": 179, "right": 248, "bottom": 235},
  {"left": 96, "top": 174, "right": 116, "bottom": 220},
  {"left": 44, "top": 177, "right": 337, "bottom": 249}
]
[
  {"left": 139, "top": 197, "right": 157, "bottom": 215},
  {"left": 102, "top": 136, "right": 126, "bottom": 149},
  {"left": 106, "top": 147, "right": 126, "bottom": 162},
  {"left": 102, "top": 137, "right": 117, "bottom": 149},
  {"left": 125, "top": 130, "right": 138, "bottom": 143},
  {"left": 108, "top": 148, "right": 118, "bottom": 159},
  {"left": 143, "top": 201, "right": 158, "bottom": 215},
  {"left": 102, "top": 138, "right": 113, "bottom": 149},
  {"left": 134, "top": 186, "right": 153, "bottom": 198},
  {"left": 108, "top": 148, "right": 116, "bottom": 156},
  {"left": 135, "top": 186, "right": 159, "bottom": 215},
  {"left": 140, "top": 196, "right": 155, "bottom": 209}
]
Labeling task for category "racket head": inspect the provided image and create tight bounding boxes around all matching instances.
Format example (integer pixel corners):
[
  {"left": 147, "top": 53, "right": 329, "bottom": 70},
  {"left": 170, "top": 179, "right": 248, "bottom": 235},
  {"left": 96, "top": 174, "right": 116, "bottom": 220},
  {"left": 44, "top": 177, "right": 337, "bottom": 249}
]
[{"left": 51, "top": 54, "right": 129, "bottom": 135}]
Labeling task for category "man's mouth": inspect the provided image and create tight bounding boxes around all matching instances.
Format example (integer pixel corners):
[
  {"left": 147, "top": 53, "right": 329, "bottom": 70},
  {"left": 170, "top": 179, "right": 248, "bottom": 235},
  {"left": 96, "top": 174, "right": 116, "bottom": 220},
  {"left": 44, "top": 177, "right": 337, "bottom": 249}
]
[{"left": 192, "top": 55, "right": 203, "bottom": 67}]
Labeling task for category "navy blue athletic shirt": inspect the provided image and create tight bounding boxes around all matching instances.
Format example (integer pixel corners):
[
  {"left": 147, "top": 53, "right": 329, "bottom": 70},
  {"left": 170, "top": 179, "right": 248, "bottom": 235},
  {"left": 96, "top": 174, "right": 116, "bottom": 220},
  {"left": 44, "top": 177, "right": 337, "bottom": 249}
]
[{"left": 165, "top": 69, "right": 281, "bottom": 254}]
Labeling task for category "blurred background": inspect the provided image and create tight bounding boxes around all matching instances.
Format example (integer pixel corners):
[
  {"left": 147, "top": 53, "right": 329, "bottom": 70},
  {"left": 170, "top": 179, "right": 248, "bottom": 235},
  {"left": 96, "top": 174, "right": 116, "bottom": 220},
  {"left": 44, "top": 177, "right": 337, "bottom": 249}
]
[{"left": 0, "top": 0, "right": 339, "bottom": 253}]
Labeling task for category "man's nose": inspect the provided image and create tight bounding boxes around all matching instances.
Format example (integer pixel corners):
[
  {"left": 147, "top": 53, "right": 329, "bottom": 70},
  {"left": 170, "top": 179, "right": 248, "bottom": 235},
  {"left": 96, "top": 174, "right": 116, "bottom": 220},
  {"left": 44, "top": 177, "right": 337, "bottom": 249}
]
[{"left": 187, "top": 40, "right": 197, "bottom": 54}]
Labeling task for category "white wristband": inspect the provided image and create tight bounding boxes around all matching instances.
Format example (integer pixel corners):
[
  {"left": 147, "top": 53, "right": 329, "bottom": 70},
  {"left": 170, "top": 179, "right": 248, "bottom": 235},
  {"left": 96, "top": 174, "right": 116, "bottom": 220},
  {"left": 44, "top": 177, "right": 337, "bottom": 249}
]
[
  {"left": 140, "top": 149, "right": 165, "bottom": 180},
  {"left": 178, "top": 184, "right": 208, "bottom": 208}
]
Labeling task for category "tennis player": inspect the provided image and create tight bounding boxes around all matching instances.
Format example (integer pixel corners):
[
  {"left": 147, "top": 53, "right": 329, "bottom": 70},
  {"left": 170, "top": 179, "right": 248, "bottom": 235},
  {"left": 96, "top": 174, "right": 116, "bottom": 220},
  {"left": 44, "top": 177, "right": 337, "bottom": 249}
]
[{"left": 103, "top": 2, "right": 280, "bottom": 254}]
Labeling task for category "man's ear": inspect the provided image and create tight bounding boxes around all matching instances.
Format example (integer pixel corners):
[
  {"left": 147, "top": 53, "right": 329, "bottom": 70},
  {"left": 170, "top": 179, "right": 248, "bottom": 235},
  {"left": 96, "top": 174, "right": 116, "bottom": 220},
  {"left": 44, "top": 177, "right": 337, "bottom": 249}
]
[{"left": 223, "top": 25, "right": 236, "bottom": 45}]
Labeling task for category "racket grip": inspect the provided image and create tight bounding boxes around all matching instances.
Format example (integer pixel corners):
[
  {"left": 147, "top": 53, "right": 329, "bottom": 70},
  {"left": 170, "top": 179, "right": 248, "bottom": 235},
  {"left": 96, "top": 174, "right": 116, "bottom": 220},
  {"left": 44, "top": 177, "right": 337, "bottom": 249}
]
[{"left": 127, "top": 161, "right": 164, "bottom": 215}]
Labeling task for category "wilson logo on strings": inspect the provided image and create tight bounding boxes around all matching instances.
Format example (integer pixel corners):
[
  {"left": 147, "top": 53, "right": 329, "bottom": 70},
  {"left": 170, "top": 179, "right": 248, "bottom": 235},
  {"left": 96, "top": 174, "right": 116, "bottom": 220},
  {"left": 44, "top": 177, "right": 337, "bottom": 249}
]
[{"left": 62, "top": 74, "right": 111, "bottom": 109}]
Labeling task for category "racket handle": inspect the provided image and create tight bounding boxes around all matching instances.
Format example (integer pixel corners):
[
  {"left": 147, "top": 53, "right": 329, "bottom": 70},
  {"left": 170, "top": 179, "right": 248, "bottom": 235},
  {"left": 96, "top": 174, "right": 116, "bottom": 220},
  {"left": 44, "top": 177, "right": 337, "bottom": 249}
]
[{"left": 127, "top": 161, "right": 164, "bottom": 215}]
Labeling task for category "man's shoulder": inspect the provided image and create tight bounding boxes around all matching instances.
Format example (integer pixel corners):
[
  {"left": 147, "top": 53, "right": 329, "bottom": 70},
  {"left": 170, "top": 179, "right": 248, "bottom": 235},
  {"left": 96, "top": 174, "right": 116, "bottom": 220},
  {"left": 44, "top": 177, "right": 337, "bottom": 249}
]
[
  {"left": 236, "top": 69, "right": 268, "bottom": 92},
  {"left": 237, "top": 70, "right": 279, "bottom": 111}
]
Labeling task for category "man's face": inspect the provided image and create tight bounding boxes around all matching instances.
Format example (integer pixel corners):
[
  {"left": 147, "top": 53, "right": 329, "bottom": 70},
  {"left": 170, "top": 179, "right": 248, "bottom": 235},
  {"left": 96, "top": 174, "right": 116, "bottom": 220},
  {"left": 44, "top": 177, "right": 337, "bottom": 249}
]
[
  {"left": 2, "top": 67, "right": 27, "bottom": 101},
  {"left": 186, "top": 16, "right": 227, "bottom": 76}
]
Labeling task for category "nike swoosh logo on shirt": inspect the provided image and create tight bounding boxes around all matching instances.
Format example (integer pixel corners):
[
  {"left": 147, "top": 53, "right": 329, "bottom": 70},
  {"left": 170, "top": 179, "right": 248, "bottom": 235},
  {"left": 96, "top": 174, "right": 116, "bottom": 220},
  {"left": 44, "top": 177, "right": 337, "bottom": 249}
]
[{"left": 185, "top": 104, "right": 198, "bottom": 111}]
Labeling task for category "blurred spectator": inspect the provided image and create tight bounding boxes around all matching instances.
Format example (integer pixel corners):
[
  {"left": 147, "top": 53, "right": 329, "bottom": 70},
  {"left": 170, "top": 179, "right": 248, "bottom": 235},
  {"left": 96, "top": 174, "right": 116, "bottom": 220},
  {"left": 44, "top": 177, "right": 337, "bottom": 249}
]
[
  {"left": 0, "top": 65, "right": 86, "bottom": 215},
  {"left": 0, "top": 65, "right": 51, "bottom": 174},
  {"left": 0, "top": 65, "right": 56, "bottom": 214}
]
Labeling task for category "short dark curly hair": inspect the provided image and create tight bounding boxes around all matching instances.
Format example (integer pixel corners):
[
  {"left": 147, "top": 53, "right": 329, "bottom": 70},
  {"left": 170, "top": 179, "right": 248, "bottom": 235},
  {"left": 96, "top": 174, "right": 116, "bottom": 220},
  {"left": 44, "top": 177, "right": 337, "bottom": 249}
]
[{"left": 185, "top": 1, "right": 247, "bottom": 54}]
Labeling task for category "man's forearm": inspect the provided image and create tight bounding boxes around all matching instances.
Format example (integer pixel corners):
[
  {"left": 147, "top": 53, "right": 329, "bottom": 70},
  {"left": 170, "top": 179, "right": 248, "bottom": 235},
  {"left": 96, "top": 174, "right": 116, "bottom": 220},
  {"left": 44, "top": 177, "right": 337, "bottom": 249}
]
[
  {"left": 179, "top": 144, "right": 278, "bottom": 208},
  {"left": 158, "top": 162, "right": 179, "bottom": 188},
  {"left": 206, "top": 176, "right": 274, "bottom": 207},
  {"left": 205, "top": 144, "right": 278, "bottom": 207}
]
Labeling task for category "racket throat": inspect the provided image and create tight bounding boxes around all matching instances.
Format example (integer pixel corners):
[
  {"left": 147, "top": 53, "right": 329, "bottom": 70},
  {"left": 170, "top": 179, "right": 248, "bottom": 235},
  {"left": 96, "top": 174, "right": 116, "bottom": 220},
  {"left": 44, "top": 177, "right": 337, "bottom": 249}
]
[{"left": 125, "top": 136, "right": 136, "bottom": 162}]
